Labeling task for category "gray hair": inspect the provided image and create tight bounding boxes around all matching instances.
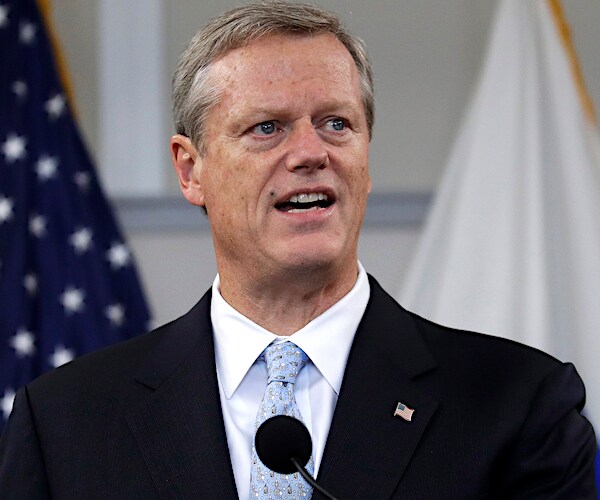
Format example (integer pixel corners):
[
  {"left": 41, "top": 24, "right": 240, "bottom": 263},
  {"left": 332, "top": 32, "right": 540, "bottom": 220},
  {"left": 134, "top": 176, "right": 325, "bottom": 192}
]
[{"left": 172, "top": 0, "right": 374, "bottom": 152}]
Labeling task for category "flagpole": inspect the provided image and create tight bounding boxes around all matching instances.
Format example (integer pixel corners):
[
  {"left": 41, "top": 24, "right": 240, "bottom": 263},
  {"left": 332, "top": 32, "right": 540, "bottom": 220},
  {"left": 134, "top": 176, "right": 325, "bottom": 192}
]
[
  {"left": 547, "top": 0, "right": 597, "bottom": 125},
  {"left": 35, "top": 0, "right": 77, "bottom": 115}
]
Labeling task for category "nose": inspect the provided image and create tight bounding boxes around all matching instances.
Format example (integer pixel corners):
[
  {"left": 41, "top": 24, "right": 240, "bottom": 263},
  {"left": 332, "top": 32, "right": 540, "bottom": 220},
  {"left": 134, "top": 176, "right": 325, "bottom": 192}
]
[{"left": 284, "top": 119, "right": 329, "bottom": 173}]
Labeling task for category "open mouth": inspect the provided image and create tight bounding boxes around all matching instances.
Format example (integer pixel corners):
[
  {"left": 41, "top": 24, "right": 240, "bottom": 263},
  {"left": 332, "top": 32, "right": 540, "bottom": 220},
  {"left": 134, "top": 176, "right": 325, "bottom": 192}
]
[{"left": 275, "top": 192, "right": 334, "bottom": 213}]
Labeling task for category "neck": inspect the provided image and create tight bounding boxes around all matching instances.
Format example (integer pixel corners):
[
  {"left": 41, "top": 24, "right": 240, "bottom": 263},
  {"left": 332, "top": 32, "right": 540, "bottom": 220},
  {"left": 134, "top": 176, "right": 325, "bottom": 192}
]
[{"left": 218, "top": 261, "right": 359, "bottom": 336}]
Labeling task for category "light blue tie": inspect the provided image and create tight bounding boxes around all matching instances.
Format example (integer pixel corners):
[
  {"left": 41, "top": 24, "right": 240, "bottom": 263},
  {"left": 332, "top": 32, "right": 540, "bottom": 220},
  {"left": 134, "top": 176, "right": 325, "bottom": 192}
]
[{"left": 250, "top": 341, "right": 314, "bottom": 499}]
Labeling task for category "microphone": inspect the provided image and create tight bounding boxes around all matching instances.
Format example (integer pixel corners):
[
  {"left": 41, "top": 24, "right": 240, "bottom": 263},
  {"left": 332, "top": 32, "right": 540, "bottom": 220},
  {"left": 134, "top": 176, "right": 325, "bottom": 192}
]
[{"left": 255, "top": 415, "right": 338, "bottom": 500}]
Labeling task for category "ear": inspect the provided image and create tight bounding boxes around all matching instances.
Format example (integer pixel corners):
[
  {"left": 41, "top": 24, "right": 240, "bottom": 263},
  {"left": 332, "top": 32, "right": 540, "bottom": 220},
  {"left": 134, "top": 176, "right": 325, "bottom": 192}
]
[{"left": 170, "top": 134, "right": 206, "bottom": 207}]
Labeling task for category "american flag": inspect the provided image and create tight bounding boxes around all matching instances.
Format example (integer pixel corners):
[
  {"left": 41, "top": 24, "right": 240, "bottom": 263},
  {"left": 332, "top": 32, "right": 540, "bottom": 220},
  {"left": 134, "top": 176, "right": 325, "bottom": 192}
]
[
  {"left": 0, "top": 0, "right": 151, "bottom": 432},
  {"left": 394, "top": 402, "right": 415, "bottom": 422}
]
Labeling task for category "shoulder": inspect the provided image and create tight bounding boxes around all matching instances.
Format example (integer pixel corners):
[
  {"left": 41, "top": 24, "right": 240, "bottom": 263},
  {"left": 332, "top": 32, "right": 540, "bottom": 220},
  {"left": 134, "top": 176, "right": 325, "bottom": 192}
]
[
  {"left": 367, "top": 275, "right": 573, "bottom": 391},
  {"left": 27, "top": 290, "right": 212, "bottom": 401},
  {"left": 27, "top": 327, "right": 160, "bottom": 398},
  {"left": 371, "top": 275, "right": 560, "bottom": 366},
  {"left": 410, "top": 309, "right": 561, "bottom": 374}
]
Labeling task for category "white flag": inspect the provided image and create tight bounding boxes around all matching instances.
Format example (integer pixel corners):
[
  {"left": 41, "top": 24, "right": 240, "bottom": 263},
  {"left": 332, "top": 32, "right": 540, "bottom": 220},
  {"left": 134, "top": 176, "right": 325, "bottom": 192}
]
[{"left": 400, "top": 0, "right": 600, "bottom": 433}]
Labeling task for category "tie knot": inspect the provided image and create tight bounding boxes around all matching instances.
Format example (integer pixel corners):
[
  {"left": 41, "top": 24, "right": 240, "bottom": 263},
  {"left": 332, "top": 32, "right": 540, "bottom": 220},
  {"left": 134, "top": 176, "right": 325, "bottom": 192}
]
[{"left": 263, "top": 341, "right": 308, "bottom": 385}]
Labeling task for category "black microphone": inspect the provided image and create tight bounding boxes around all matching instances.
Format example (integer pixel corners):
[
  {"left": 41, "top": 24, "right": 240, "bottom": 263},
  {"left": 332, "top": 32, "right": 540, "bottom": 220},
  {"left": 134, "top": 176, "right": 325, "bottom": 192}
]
[{"left": 255, "top": 415, "right": 338, "bottom": 500}]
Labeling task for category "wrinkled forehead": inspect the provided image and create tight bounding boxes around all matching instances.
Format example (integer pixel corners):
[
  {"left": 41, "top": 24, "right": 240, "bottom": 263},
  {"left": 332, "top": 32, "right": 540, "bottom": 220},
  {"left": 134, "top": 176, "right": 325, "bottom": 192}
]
[{"left": 208, "top": 33, "right": 358, "bottom": 89}]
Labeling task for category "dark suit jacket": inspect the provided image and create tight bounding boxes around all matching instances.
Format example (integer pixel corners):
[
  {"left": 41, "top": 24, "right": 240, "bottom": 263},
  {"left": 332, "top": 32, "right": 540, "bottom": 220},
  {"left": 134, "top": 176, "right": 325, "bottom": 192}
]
[{"left": 0, "top": 276, "right": 597, "bottom": 499}]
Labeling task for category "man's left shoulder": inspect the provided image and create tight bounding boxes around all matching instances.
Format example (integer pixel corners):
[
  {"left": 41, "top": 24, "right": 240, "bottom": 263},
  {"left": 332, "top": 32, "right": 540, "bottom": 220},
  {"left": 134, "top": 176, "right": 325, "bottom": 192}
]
[
  {"left": 368, "top": 276, "right": 576, "bottom": 387},
  {"left": 410, "top": 309, "right": 563, "bottom": 375}
]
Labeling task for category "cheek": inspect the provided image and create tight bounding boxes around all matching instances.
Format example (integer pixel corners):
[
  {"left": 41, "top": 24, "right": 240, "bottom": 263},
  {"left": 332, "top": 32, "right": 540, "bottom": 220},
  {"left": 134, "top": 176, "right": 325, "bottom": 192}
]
[
  {"left": 203, "top": 160, "right": 259, "bottom": 226},
  {"left": 202, "top": 149, "right": 239, "bottom": 199},
  {"left": 346, "top": 153, "right": 370, "bottom": 192}
]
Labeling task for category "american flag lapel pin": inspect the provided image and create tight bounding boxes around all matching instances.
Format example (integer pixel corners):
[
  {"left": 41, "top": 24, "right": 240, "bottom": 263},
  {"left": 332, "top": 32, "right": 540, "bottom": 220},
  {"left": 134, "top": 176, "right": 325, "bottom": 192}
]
[{"left": 394, "top": 401, "right": 415, "bottom": 422}]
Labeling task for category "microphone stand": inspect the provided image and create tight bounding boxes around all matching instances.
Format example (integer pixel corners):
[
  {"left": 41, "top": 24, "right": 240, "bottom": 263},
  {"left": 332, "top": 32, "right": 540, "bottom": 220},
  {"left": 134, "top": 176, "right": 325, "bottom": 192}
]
[{"left": 290, "top": 457, "right": 338, "bottom": 500}]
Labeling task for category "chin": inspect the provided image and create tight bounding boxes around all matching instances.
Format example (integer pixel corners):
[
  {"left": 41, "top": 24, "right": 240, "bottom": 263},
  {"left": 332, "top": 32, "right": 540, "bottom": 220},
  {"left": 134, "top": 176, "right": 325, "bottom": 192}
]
[
  {"left": 273, "top": 246, "right": 348, "bottom": 275},
  {"left": 264, "top": 230, "right": 357, "bottom": 273}
]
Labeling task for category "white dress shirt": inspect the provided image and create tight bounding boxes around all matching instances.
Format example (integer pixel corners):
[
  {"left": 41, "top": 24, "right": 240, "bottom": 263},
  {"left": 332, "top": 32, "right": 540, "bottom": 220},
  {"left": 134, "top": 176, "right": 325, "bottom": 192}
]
[{"left": 211, "top": 263, "right": 370, "bottom": 500}]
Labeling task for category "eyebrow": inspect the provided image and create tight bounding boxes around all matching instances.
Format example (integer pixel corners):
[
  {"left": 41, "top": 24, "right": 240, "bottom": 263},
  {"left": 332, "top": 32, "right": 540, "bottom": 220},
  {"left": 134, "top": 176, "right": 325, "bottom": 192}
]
[{"left": 242, "top": 99, "right": 360, "bottom": 119}]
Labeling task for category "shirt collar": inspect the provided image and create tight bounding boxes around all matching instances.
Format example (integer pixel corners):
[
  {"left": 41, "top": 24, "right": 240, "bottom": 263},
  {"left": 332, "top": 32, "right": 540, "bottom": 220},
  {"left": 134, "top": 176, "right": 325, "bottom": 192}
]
[{"left": 211, "top": 263, "right": 370, "bottom": 399}]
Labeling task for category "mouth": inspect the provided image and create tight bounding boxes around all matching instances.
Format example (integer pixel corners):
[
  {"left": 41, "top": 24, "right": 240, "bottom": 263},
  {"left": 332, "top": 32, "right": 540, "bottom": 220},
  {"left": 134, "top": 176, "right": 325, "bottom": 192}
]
[{"left": 275, "top": 191, "right": 335, "bottom": 213}]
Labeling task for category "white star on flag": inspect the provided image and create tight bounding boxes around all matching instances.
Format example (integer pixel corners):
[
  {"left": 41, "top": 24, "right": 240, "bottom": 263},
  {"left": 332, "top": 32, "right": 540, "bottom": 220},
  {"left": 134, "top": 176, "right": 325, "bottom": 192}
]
[
  {"left": 107, "top": 242, "right": 131, "bottom": 269},
  {"left": 105, "top": 303, "right": 125, "bottom": 326},
  {"left": 23, "top": 273, "right": 38, "bottom": 295},
  {"left": 73, "top": 171, "right": 91, "bottom": 192},
  {"left": 36, "top": 155, "right": 58, "bottom": 180},
  {"left": 0, "top": 195, "right": 14, "bottom": 224},
  {"left": 69, "top": 227, "right": 93, "bottom": 254},
  {"left": 1, "top": 388, "right": 15, "bottom": 421},
  {"left": 19, "top": 20, "right": 36, "bottom": 44},
  {"left": 1, "top": 133, "right": 26, "bottom": 162},
  {"left": 29, "top": 214, "right": 47, "bottom": 238},
  {"left": 12, "top": 80, "right": 27, "bottom": 99},
  {"left": 44, "top": 93, "right": 65, "bottom": 119},
  {"left": 60, "top": 286, "right": 85, "bottom": 314},
  {"left": 9, "top": 328, "right": 36, "bottom": 357},
  {"left": 0, "top": 5, "right": 9, "bottom": 29},
  {"left": 49, "top": 345, "right": 75, "bottom": 368}
]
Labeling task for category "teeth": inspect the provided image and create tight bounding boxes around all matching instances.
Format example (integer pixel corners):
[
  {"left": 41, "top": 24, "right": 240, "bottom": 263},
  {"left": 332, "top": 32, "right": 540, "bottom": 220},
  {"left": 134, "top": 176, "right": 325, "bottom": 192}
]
[
  {"left": 287, "top": 192, "right": 328, "bottom": 203},
  {"left": 289, "top": 206, "right": 319, "bottom": 213}
]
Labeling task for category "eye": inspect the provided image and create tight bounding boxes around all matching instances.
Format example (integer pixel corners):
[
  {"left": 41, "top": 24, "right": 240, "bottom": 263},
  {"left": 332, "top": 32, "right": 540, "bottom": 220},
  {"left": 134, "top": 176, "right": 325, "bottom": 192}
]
[
  {"left": 325, "top": 118, "right": 347, "bottom": 132},
  {"left": 252, "top": 121, "right": 277, "bottom": 136}
]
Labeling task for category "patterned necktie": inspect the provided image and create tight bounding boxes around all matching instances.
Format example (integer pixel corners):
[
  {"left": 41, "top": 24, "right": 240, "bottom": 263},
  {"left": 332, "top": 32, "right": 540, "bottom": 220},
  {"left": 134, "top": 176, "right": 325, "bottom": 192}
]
[{"left": 250, "top": 341, "right": 314, "bottom": 499}]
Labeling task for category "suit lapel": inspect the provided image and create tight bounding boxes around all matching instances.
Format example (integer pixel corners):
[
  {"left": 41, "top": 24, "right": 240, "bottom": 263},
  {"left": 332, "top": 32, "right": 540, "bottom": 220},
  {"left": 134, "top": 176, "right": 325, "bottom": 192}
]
[
  {"left": 126, "top": 290, "right": 238, "bottom": 499},
  {"left": 317, "top": 277, "right": 439, "bottom": 499}
]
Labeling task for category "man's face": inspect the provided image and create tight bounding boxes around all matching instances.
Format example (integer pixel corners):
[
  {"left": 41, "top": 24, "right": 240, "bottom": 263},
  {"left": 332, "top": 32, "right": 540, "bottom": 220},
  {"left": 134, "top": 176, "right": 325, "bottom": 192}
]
[{"left": 174, "top": 33, "right": 371, "bottom": 282}]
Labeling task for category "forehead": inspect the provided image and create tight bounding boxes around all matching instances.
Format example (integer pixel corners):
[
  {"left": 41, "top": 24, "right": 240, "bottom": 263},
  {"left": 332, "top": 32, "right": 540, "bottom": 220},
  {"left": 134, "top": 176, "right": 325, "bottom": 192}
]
[{"left": 208, "top": 33, "right": 360, "bottom": 99}]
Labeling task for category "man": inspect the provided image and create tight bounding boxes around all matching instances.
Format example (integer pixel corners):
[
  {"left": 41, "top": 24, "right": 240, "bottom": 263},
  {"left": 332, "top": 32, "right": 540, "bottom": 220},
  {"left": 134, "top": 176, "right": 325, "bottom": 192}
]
[{"left": 0, "top": 1, "right": 597, "bottom": 498}]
